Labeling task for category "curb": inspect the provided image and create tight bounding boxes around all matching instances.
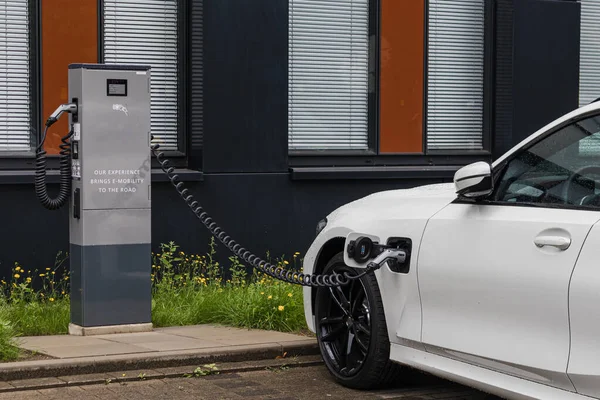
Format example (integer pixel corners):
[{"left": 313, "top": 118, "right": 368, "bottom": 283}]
[
  {"left": 0, "top": 354, "right": 324, "bottom": 393},
  {"left": 0, "top": 340, "right": 320, "bottom": 382}
]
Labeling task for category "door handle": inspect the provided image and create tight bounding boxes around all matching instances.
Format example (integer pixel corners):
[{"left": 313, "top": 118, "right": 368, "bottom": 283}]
[{"left": 534, "top": 235, "right": 571, "bottom": 250}]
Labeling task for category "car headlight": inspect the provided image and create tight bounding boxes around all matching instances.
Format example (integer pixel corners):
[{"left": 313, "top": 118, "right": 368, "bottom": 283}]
[{"left": 316, "top": 218, "right": 327, "bottom": 236}]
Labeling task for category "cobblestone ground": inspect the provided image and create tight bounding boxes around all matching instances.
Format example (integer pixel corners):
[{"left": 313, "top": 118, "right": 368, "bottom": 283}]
[{"left": 0, "top": 365, "right": 503, "bottom": 400}]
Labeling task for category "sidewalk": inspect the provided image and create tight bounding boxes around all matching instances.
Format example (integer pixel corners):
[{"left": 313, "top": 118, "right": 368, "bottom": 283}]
[{"left": 0, "top": 324, "right": 319, "bottom": 382}]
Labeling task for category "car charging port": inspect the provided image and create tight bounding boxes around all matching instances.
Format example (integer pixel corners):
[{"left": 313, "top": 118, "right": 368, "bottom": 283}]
[{"left": 347, "top": 236, "right": 409, "bottom": 273}]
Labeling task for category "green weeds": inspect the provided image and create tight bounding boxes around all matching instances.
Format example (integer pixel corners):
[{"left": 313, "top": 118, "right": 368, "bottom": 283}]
[
  {"left": 151, "top": 238, "right": 307, "bottom": 332},
  {"left": 0, "top": 238, "right": 309, "bottom": 361}
]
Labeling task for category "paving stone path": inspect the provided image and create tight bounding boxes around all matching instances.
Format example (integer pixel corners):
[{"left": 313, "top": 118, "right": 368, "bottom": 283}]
[{"left": 0, "top": 364, "right": 503, "bottom": 400}]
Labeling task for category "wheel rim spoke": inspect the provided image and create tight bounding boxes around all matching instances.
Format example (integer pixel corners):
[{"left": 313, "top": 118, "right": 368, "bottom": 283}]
[
  {"left": 321, "top": 324, "right": 346, "bottom": 342},
  {"left": 351, "top": 288, "right": 365, "bottom": 316},
  {"left": 346, "top": 280, "right": 354, "bottom": 313},
  {"left": 337, "top": 327, "right": 349, "bottom": 368},
  {"left": 346, "top": 331, "right": 355, "bottom": 355},
  {"left": 352, "top": 325, "right": 369, "bottom": 354},
  {"left": 328, "top": 287, "right": 349, "bottom": 315},
  {"left": 355, "top": 321, "right": 370, "bottom": 336},
  {"left": 320, "top": 316, "right": 345, "bottom": 326},
  {"left": 335, "top": 286, "right": 351, "bottom": 309}
]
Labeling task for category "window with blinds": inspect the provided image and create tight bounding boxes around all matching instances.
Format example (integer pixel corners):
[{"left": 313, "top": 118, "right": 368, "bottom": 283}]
[
  {"left": 426, "top": 0, "right": 485, "bottom": 151},
  {"left": 0, "top": 0, "right": 31, "bottom": 152},
  {"left": 288, "top": 0, "right": 369, "bottom": 151},
  {"left": 579, "top": 0, "right": 600, "bottom": 107},
  {"left": 103, "top": 0, "right": 179, "bottom": 151}
]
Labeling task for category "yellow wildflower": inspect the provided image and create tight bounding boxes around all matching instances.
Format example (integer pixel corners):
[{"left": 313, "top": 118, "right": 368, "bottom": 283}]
[
  {"left": 261, "top": 292, "right": 264, "bottom": 295},
  {"left": 288, "top": 293, "right": 292, "bottom": 297},
  {"left": 39, "top": 273, "right": 45, "bottom": 277},
  {"left": 26, "top": 277, "right": 31, "bottom": 283},
  {"left": 268, "top": 295, "right": 272, "bottom": 300},
  {"left": 284, "top": 260, "right": 289, "bottom": 265},
  {"left": 278, "top": 305, "right": 284, "bottom": 311},
  {"left": 46, "top": 268, "right": 50, "bottom": 271},
  {"left": 49, "top": 298, "right": 54, "bottom": 302},
  {"left": 13, "top": 274, "right": 20, "bottom": 279}
]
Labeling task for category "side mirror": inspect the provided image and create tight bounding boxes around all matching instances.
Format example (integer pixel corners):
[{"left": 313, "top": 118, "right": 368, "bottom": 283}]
[{"left": 454, "top": 161, "right": 493, "bottom": 200}]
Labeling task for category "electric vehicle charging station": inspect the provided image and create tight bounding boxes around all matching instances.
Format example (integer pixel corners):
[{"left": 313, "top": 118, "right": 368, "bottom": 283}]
[
  {"left": 36, "top": 63, "right": 152, "bottom": 335},
  {"left": 35, "top": 62, "right": 404, "bottom": 336}
]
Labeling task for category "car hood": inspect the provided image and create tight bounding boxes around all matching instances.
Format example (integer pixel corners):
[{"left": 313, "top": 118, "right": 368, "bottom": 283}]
[{"left": 326, "top": 182, "right": 458, "bottom": 224}]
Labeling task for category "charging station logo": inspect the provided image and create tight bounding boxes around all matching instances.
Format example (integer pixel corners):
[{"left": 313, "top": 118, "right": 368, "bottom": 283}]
[{"left": 112, "top": 104, "right": 129, "bottom": 116}]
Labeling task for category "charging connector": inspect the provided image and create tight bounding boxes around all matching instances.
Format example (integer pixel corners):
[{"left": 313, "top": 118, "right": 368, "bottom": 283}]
[
  {"left": 45, "top": 102, "right": 78, "bottom": 128},
  {"left": 346, "top": 236, "right": 407, "bottom": 279},
  {"left": 349, "top": 248, "right": 407, "bottom": 279}
]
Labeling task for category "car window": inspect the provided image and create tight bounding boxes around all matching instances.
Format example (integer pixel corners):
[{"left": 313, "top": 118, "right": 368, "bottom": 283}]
[{"left": 493, "top": 114, "right": 600, "bottom": 208}]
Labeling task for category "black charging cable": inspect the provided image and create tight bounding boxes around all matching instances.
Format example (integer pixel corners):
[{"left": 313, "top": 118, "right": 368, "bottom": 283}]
[
  {"left": 34, "top": 125, "right": 74, "bottom": 210},
  {"left": 151, "top": 141, "right": 385, "bottom": 287}
]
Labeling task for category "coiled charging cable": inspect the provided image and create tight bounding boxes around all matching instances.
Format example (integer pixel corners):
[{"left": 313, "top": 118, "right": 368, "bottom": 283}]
[
  {"left": 151, "top": 142, "right": 385, "bottom": 287},
  {"left": 35, "top": 126, "right": 74, "bottom": 210}
]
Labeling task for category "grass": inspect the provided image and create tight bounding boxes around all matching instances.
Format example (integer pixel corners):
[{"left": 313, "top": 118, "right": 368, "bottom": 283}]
[
  {"left": 151, "top": 240, "right": 308, "bottom": 333},
  {"left": 0, "top": 238, "right": 310, "bottom": 361},
  {"left": 152, "top": 277, "right": 305, "bottom": 332}
]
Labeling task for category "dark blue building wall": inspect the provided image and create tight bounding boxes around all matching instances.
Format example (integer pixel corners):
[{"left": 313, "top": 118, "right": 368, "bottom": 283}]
[{"left": 0, "top": 0, "right": 584, "bottom": 280}]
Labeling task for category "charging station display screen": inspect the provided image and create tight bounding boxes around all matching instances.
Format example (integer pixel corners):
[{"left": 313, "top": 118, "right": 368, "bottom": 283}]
[{"left": 107, "top": 79, "right": 128, "bottom": 96}]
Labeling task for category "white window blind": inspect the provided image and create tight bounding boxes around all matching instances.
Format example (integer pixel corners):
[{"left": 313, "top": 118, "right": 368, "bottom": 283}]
[
  {"left": 426, "top": 0, "right": 485, "bottom": 151},
  {"left": 0, "top": 0, "right": 30, "bottom": 152},
  {"left": 579, "top": 0, "right": 600, "bottom": 107},
  {"left": 288, "top": 0, "right": 369, "bottom": 150},
  {"left": 103, "top": 0, "right": 179, "bottom": 151}
]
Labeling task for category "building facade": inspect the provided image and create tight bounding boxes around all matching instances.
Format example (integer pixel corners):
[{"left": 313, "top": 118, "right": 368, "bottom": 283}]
[{"left": 0, "top": 0, "right": 591, "bottom": 276}]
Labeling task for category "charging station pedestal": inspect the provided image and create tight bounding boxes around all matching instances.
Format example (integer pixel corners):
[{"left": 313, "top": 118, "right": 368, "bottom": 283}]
[{"left": 67, "top": 64, "right": 152, "bottom": 335}]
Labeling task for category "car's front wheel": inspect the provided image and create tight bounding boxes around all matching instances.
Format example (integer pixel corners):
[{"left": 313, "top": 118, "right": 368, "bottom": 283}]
[{"left": 314, "top": 252, "right": 402, "bottom": 389}]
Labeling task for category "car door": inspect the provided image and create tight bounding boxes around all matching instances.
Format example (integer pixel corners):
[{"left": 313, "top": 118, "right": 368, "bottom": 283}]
[
  {"left": 417, "top": 112, "right": 600, "bottom": 392},
  {"left": 567, "top": 220, "right": 600, "bottom": 398}
]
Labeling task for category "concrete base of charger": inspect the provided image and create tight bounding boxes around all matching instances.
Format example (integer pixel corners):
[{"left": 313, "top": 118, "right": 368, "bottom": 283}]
[{"left": 68, "top": 322, "right": 153, "bottom": 336}]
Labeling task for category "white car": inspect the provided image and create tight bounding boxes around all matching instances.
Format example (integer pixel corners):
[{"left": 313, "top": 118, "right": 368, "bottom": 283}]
[{"left": 302, "top": 101, "right": 600, "bottom": 400}]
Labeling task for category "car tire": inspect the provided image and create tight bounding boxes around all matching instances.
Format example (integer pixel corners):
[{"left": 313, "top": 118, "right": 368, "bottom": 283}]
[{"left": 314, "top": 252, "right": 403, "bottom": 389}]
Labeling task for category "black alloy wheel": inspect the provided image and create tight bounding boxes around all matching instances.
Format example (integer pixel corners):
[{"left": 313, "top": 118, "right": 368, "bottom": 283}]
[{"left": 314, "top": 252, "right": 403, "bottom": 389}]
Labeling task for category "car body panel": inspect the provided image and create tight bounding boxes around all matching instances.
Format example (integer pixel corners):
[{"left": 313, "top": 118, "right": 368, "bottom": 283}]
[
  {"left": 418, "top": 202, "right": 600, "bottom": 391},
  {"left": 390, "top": 344, "right": 597, "bottom": 400},
  {"left": 302, "top": 182, "right": 456, "bottom": 346},
  {"left": 567, "top": 221, "right": 600, "bottom": 398}
]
